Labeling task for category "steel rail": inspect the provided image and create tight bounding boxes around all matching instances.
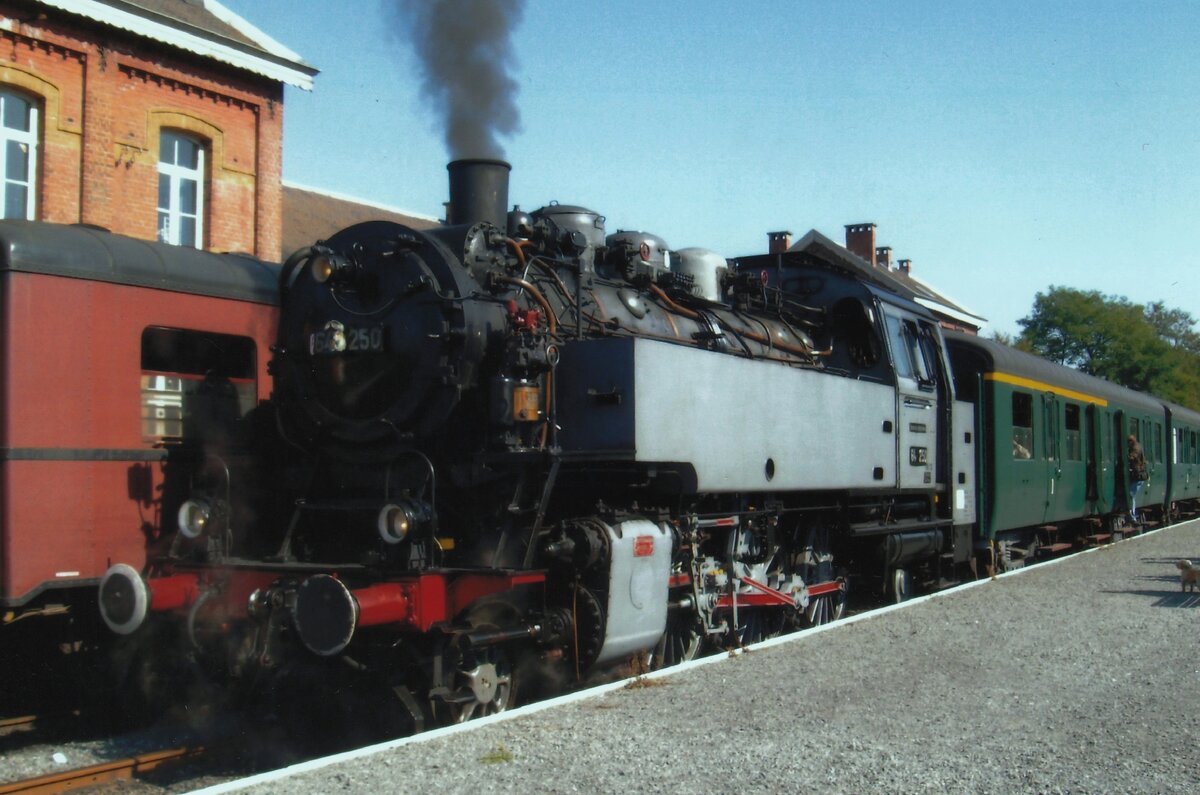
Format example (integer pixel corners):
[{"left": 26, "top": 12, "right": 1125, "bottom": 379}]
[{"left": 0, "top": 746, "right": 204, "bottom": 795}]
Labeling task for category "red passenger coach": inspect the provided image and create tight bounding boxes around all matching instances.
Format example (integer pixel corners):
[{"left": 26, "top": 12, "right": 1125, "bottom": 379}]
[{"left": 0, "top": 221, "right": 278, "bottom": 644}]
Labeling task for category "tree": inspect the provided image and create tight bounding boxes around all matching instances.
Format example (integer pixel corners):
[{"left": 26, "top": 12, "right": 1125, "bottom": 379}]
[
  {"left": 1145, "top": 301, "right": 1200, "bottom": 356},
  {"left": 1016, "top": 286, "right": 1200, "bottom": 411}
]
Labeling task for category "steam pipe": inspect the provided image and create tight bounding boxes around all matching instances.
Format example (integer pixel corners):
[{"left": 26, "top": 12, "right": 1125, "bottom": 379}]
[{"left": 495, "top": 273, "right": 557, "bottom": 448}]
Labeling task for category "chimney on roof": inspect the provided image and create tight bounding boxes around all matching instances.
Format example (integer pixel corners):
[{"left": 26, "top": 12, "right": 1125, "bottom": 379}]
[
  {"left": 876, "top": 246, "right": 892, "bottom": 270},
  {"left": 844, "top": 223, "right": 876, "bottom": 267},
  {"left": 898, "top": 258, "right": 912, "bottom": 274},
  {"left": 768, "top": 230, "right": 792, "bottom": 254}
]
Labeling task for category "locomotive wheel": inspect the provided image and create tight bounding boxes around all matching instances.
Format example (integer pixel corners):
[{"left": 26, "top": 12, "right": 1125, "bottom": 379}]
[
  {"left": 890, "top": 568, "right": 912, "bottom": 603},
  {"left": 442, "top": 645, "right": 516, "bottom": 724},
  {"left": 734, "top": 607, "right": 785, "bottom": 647},
  {"left": 435, "top": 600, "right": 523, "bottom": 724},
  {"left": 804, "top": 585, "right": 847, "bottom": 627},
  {"left": 797, "top": 525, "right": 844, "bottom": 627},
  {"left": 567, "top": 584, "right": 605, "bottom": 670},
  {"left": 650, "top": 614, "right": 702, "bottom": 669}
]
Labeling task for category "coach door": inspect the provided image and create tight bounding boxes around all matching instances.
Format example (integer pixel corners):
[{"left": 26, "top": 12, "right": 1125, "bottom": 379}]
[
  {"left": 1113, "top": 412, "right": 1128, "bottom": 513},
  {"left": 1042, "top": 393, "right": 1061, "bottom": 522},
  {"left": 1044, "top": 397, "right": 1086, "bottom": 523},
  {"left": 1085, "top": 404, "right": 1108, "bottom": 511},
  {"left": 882, "top": 308, "right": 938, "bottom": 491}
]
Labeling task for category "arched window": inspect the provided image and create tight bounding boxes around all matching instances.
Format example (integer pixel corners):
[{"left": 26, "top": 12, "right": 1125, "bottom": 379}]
[
  {"left": 157, "top": 130, "right": 205, "bottom": 247},
  {"left": 0, "top": 88, "right": 38, "bottom": 220}
]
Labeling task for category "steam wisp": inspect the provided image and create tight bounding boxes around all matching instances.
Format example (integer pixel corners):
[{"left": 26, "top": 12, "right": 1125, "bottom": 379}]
[{"left": 393, "top": 0, "right": 526, "bottom": 159}]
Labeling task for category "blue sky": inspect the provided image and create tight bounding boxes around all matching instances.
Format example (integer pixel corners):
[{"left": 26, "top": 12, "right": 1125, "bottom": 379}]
[{"left": 220, "top": 0, "right": 1200, "bottom": 337}]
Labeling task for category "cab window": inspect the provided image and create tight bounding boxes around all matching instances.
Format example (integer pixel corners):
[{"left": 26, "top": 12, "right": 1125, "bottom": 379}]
[
  {"left": 884, "top": 312, "right": 932, "bottom": 386},
  {"left": 885, "top": 314, "right": 912, "bottom": 379},
  {"left": 141, "top": 327, "right": 257, "bottom": 443}
]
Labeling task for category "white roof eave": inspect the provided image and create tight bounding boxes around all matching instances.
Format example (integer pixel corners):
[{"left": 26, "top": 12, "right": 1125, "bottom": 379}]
[
  {"left": 913, "top": 296, "right": 987, "bottom": 327},
  {"left": 37, "top": 0, "right": 316, "bottom": 90}
]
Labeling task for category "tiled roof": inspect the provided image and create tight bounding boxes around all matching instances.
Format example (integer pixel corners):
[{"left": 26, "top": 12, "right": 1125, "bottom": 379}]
[
  {"left": 30, "top": 0, "right": 316, "bottom": 88},
  {"left": 123, "top": 0, "right": 259, "bottom": 48},
  {"left": 888, "top": 267, "right": 985, "bottom": 329},
  {"left": 282, "top": 183, "right": 441, "bottom": 258},
  {"left": 788, "top": 229, "right": 985, "bottom": 329}
]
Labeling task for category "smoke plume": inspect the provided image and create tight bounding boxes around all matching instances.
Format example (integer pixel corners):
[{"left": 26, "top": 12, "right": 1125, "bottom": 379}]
[{"left": 392, "top": 0, "right": 526, "bottom": 160}]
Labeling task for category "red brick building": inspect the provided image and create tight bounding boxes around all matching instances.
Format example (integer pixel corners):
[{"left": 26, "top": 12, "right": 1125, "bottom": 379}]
[{"left": 0, "top": 0, "right": 314, "bottom": 260}]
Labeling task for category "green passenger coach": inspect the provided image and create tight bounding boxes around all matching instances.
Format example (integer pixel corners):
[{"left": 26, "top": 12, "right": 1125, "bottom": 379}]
[
  {"left": 945, "top": 332, "right": 1177, "bottom": 568},
  {"left": 1166, "top": 402, "right": 1200, "bottom": 510}
]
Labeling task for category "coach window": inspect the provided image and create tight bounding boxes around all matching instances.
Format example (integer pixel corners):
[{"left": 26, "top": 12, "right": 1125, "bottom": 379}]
[
  {"left": 141, "top": 327, "right": 256, "bottom": 443},
  {"left": 1012, "top": 392, "right": 1033, "bottom": 459},
  {"left": 1, "top": 88, "right": 38, "bottom": 220},
  {"left": 157, "top": 130, "right": 205, "bottom": 248},
  {"left": 1155, "top": 423, "right": 1164, "bottom": 463},
  {"left": 1064, "top": 403, "right": 1082, "bottom": 461}
]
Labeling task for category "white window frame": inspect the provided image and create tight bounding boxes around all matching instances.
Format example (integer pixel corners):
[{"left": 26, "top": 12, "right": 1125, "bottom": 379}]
[
  {"left": 0, "top": 88, "right": 38, "bottom": 220},
  {"left": 157, "top": 130, "right": 205, "bottom": 248}
]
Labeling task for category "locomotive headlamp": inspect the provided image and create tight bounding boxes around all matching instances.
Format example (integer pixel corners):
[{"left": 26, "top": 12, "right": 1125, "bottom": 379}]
[
  {"left": 310, "top": 253, "right": 354, "bottom": 285},
  {"left": 378, "top": 503, "right": 412, "bottom": 544},
  {"left": 177, "top": 498, "right": 211, "bottom": 539},
  {"left": 377, "top": 499, "right": 430, "bottom": 545}
]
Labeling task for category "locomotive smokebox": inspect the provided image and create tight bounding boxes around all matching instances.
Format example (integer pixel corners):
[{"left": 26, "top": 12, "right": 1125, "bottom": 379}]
[{"left": 447, "top": 158, "right": 511, "bottom": 229}]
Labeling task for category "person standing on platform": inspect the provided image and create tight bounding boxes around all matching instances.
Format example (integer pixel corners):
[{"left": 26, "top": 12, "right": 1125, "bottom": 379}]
[{"left": 1127, "top": 434, "right": 1148, "bottom": 523}]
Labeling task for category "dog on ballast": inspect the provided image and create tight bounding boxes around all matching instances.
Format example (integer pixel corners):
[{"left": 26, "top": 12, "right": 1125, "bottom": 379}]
[{"left": 1176, "top": 560, "right": 1200, "bottom": 593}]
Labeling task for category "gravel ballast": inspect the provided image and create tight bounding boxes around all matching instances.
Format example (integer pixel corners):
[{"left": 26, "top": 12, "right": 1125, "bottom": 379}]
[{"left": 205, "top": 520, "right": 1200, "bottom": 795}]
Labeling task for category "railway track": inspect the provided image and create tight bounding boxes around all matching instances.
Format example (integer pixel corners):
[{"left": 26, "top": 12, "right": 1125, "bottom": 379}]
[
  {"left": 0, "top": 747, "right": 205, "bottom": 795},
  {"left": 0, "top": 717, "right": 38, "bottom": 737}
]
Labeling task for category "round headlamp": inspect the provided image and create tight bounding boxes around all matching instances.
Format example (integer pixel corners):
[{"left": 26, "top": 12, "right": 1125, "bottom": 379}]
[
  {"left": 177, "top": 498, "right": 212, "bottom": 539},
  {"left": 377, "top": 503, "right": 414, "bottom": 545},
  {"left": 311, "top": 253, "right": 355, "bottom": 285},
  {"left": 310, "top": 254, "right": 336, "bottom": 284}
]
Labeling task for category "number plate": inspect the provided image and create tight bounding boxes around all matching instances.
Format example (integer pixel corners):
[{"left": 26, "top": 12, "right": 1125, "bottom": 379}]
[{"left": 309, "top": 321, "right": 385, "bottom": 355}]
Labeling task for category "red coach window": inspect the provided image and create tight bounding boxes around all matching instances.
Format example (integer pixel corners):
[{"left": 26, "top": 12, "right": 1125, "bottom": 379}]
[{"left": 141, "top": 327, "right": 257, "bottom": 443}]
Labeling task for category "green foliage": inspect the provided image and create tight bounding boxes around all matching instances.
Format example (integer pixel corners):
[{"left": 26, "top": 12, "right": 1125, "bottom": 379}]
[{"left": 1015, "top": 286, "right": 1200, "bottom": 411}]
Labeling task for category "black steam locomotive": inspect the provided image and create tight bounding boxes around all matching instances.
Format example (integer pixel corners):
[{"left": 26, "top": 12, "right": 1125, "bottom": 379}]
[{"left": 99, "top": 160, "right": 972, "bottom": 724}]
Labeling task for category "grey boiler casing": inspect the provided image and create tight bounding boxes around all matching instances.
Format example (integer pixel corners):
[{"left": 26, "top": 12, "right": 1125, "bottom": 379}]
[{"left": 556, "top": 336, "right": 900, "bottom": 493}]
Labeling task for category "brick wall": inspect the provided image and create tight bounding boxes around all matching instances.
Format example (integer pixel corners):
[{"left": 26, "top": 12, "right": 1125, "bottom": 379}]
[{"left": 0, "top": 3, "right": 284, "bottom": 260}]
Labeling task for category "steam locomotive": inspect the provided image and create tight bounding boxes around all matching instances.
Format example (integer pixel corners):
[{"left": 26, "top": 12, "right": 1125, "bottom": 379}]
[{"left": 94, "top": 160, "right": 1200, "bottom": 727}]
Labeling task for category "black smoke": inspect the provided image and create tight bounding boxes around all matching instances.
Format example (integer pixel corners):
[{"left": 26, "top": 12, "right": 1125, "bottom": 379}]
[{"left": 391, "top": 0, "right": 526, "bottom": 160}]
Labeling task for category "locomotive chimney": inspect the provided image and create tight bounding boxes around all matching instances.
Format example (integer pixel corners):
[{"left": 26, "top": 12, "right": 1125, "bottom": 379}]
[
  {"left": 768, "top": 230, "right": 792, "bottom": 254},
  {"left": 447, "top": 158, "right": 511, "bottom": 228},
  {"left": 844, "top": 223, "right": 877, "bottom": 267}
]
